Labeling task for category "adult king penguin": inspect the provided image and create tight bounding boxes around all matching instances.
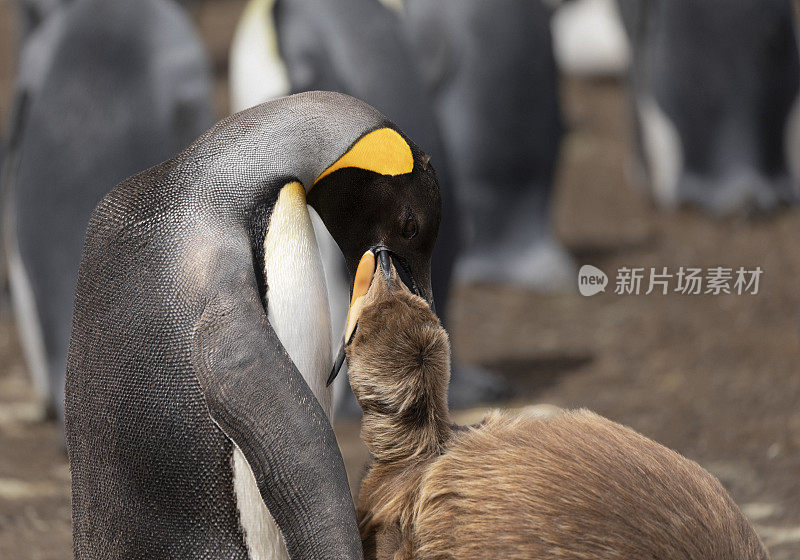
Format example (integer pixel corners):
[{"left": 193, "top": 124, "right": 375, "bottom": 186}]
[
  {"left": 4, "top": 0, "right": 213, "bottom": 424},
  {"left": 66, "top": 91, "right": 441, "bottom": 559}
]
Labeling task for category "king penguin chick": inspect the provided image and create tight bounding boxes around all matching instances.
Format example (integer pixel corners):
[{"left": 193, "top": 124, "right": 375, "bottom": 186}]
[{"left": 345, "top": 256, "right": 769, "bottom": 560}]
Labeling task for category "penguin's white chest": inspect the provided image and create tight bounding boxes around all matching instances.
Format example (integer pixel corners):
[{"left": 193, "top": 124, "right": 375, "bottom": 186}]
[
  {"left": 262, "top": 182, "right": 333, "bottom": 414},
  {"left": 232, "top": 181, "right": 333, "bottom": 560}
]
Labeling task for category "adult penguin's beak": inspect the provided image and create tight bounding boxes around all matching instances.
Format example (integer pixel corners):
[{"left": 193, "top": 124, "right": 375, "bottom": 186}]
[{"left": 326, "top": 246, "right": 421, "bottom": 386}]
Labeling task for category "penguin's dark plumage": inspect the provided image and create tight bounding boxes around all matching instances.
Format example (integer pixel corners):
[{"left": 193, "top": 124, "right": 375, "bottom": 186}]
[
  {"left": 404, "top": 0, "right": 575, "bottom": 290},
  {"left": 4, "top": 0, "right": 213, "bottom": 423},
  {"left": 618, "top": 0, "right": 800, "bottom": 213},
  {"left": 67, "top": 91, "right": 441, "bottom": 559},
  {"left": 13, "top": 0, "right": 66, "bottom": 42}
]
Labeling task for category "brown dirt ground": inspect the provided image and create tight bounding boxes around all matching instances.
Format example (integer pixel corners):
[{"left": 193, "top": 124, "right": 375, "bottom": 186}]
[{"left": 1, "top": 1, "right": 800, "bottom": 559}]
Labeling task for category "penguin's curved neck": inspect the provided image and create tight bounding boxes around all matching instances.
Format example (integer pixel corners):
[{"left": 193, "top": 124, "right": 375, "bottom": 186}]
[{"left": 180, "top": 95, "right": 395, "bottom": 213}]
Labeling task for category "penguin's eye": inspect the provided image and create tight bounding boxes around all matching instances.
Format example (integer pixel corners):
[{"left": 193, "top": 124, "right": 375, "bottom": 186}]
[{"left": 402, "top": 216, "right": 418, "bottom": 240}]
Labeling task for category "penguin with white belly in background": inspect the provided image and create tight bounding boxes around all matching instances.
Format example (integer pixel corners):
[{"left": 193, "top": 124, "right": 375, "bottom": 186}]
[
  {"left": 0, "top": 0, "right": 66, "bottom": 307},
  {"left": 66, "top": 91, "right": 441, "bottom": 560},
  {"left": 551, "top": 0, "right": 631, "bottom": 77},
  {"left": 404, "top": 0, "right": 576, "bottom": 290},
  {"left": 229, "top": 0, "right": 510, "bottom": 411},
  {"left": 3, "top": 0, "right": 213, "bottom": 425},
  {"left": 618, "top": 0, "right": 800, "bottom": 214}
]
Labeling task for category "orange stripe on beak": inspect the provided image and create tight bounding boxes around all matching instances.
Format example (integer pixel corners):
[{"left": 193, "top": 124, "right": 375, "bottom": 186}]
[{"left": 344, "top": 250, "right": 376, "bottom": 342}]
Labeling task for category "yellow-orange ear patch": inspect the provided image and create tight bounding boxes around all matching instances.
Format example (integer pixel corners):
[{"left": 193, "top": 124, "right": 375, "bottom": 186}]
[{"left": 314, "top": 127, "right": 414, "bottom": 184}]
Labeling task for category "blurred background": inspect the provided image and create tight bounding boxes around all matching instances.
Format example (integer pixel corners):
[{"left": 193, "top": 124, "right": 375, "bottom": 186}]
[{"left": 1, "top": 0, "right": 800, "bottom": 558}]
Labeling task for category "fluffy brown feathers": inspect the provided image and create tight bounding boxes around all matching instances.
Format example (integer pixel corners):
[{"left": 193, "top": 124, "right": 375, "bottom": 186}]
[{"left": 346, "top": 269, "right": 768, "bottom": 560}]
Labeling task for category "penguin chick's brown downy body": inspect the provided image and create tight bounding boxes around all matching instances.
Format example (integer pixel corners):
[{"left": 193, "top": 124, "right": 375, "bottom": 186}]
[{"left": 345, "top": 271, "right": 769, "bottom": 560}]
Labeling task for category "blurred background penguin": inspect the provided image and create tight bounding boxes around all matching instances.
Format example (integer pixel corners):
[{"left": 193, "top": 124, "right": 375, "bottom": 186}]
[
  {"left": 403, "top": 0, "right": 574, "bottom": 291},
  {"left": 2, "top": 0, "right": 213, "bottom": 426},
  {"left": 618, "top": 0, "right": 800, "bottom": 214}
]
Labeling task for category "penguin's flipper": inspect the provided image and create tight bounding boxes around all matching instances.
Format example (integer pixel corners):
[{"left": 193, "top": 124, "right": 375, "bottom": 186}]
[{"left": 191, "top": 292, "right": 362, "bottom": 560}]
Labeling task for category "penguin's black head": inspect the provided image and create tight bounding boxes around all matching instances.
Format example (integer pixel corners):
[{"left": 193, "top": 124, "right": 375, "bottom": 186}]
[
  {"left": 306, "top": 126, "right": 441, "bottom": 385},
  {"left": 307, "top": 128, "right": 441, "bottom": 306}
]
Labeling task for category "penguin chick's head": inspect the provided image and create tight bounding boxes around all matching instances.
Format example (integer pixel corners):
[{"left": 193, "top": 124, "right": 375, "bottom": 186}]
[
  {"left": 345, "top": 259, "right": 451, "bottom": 421},
  {"left": 307, "top": 127, "right": 441, "bottom": 307}
]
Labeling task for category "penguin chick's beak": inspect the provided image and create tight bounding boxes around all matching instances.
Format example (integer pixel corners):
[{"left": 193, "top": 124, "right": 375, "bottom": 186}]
[{"left": 326, "top": 247, "right": 420, "bottom": 386}]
